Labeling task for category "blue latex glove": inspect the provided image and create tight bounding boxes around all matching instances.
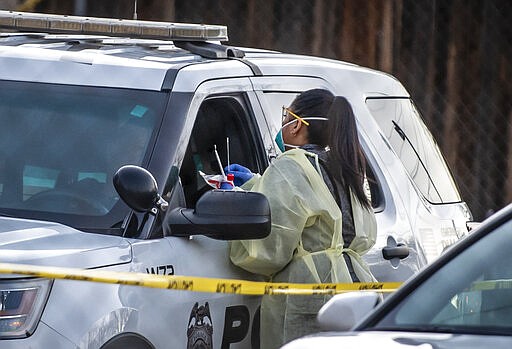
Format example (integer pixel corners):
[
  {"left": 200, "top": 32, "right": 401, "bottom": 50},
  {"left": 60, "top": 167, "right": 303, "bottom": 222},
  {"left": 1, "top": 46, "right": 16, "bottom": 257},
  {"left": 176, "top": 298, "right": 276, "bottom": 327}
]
[{"left": 225, "top": 164, "right": 254, "bottom": 186}]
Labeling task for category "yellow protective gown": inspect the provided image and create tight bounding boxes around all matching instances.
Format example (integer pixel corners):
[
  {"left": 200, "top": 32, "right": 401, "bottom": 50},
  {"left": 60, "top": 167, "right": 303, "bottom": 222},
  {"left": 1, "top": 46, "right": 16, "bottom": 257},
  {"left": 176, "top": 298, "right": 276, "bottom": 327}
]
[{"left": 230, "top": 148, "right": 377, "bottom": 349}]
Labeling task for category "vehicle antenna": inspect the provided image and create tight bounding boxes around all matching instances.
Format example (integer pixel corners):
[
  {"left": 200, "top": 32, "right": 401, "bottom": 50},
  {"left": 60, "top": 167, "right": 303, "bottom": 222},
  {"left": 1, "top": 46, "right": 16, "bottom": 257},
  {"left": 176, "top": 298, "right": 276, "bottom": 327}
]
[{"left": 133, "top": 0, "right": 138, "bottom": 20}]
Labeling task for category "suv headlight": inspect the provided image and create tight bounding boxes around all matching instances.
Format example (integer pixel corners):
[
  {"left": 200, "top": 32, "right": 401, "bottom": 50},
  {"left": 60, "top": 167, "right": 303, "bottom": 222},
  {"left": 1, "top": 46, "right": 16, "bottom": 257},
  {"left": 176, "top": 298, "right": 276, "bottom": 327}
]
[{"left": 0, "top": 278, "right": 52, "bottom": 338}]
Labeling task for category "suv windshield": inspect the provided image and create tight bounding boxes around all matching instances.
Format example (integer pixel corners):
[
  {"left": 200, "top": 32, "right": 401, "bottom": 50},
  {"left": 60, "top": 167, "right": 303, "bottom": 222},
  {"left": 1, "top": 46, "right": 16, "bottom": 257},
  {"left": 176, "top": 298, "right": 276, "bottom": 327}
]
[
  {"left": 0, "top": 81, "right": 167, "bottom": 231},
  {"left": 374, "top": 218, "right": 512, "bottom": 335}
]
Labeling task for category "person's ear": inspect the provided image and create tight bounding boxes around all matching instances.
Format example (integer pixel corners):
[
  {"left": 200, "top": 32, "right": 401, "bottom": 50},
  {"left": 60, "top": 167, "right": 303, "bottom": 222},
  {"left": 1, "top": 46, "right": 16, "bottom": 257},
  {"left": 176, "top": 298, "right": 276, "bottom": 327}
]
[{"left": 291, "top": 120, "right": 303, "bottom": 135}]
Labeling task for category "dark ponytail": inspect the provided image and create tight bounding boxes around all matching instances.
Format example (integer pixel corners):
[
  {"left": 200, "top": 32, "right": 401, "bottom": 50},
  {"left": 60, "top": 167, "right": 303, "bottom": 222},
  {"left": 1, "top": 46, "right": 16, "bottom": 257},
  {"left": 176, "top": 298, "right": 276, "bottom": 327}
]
[
  {"left": 326, "top": 96, "right": 370, "bottom": 209},
  {"left": 290, "top": 89, "right": 371, "bottom": 209}
]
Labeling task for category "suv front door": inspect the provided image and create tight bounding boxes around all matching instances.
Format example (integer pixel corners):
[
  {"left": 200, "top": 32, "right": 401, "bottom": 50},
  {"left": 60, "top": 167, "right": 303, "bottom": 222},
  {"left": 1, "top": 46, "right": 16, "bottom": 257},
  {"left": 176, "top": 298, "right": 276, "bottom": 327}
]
[
  {"left": 250, "top": 76, "right": 421, "bottom": 283},
  {"left": 128, "top": 78, "right": 269, "bottom": 349}
]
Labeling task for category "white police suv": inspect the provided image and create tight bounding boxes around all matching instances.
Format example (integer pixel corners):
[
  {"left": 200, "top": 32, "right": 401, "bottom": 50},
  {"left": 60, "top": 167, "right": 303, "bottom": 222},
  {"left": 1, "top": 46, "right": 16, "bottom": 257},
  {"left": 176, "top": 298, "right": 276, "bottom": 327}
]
[{"left": 0, "top": 11, "right": 472, "bottom": 349}]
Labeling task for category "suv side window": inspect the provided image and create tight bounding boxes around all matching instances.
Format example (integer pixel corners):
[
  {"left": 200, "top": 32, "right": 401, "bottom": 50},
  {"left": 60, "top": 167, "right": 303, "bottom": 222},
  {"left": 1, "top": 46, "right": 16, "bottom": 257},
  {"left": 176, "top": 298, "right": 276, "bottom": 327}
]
[
  {"left": 180, "top": 95, "right": 264, "bottom": 208},
  {"left": 259, "top": 91, "right": 384, "bottom": 210},
  {"left": 366, "top": 98, "right": 461, "bottom": 204}
]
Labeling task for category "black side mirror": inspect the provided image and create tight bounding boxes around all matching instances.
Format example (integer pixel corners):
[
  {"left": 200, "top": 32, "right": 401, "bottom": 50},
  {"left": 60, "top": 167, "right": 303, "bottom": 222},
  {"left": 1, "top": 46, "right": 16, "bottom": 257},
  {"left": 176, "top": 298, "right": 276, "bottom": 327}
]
[
  {"left": 114, "top": 165, "right": 271, "bottom": 241},
  {"left": 113, "top": 165, "right": 163, "bottom": 212},
  {"left": 166, "top": 190, "right": 271, "bottom": 240}
]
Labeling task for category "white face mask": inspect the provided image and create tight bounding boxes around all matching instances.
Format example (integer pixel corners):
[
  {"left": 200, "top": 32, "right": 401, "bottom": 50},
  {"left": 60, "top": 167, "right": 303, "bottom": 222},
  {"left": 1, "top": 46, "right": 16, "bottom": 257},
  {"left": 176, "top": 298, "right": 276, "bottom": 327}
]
[{"left": 274, "top": 117, "right": 329, "bottom": 152}]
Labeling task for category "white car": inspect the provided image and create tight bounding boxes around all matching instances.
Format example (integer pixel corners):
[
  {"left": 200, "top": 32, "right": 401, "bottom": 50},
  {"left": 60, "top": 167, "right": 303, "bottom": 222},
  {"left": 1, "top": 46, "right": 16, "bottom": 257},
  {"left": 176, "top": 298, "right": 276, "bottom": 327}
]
[
  {"left": 283, "top": 204, "right": 512, "bottom": 349},
  {"left": 0, "top": 11, "right": 471, "bottom": 349}
]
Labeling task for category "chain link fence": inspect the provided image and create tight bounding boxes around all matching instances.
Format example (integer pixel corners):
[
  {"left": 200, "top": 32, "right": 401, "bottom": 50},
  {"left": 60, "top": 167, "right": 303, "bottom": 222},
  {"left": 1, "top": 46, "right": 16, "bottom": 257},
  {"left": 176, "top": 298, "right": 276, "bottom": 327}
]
[{"left": 3, "top": 0, "right": 512, "bottom": 221}]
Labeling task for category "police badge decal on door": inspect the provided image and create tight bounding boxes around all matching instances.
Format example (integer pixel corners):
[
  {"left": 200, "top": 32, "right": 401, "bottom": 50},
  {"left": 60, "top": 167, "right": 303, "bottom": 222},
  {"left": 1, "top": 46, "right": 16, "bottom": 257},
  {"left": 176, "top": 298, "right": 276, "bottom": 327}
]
[{"left": 187, "top": 302, "right": 213, "bottom": 349}]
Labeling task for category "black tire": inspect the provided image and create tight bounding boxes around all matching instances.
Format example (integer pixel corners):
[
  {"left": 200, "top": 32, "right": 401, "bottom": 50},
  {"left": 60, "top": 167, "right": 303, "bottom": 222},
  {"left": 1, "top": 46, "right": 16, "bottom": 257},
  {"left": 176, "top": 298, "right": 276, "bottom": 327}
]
[{"left": 100, "top": 332, "right": 154, "bottom": 349}]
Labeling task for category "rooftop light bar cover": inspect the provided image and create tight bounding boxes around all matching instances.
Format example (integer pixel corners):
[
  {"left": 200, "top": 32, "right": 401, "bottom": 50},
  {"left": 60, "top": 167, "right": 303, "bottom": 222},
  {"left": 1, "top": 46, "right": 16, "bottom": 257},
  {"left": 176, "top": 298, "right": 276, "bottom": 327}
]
[{"left": 0, "top": 10, "right": 228, "bottom": 41}]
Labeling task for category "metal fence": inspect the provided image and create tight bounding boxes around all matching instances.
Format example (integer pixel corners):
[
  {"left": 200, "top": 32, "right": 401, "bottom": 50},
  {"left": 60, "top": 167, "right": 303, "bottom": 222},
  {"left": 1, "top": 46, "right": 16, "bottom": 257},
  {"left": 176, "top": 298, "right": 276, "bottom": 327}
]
[{"left": 4, "top": 0, "right": 512, "bottom": 221}]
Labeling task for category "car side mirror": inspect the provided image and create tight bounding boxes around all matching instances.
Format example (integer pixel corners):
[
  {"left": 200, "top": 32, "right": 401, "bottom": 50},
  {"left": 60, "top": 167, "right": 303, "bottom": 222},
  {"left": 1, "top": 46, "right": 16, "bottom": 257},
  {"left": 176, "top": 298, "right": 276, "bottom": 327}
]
[
  {"left": 317, "top": 292, "right": 380, "bottom": 331},
  {"left": 113, "top": 165, "right": 167, "bottom": 213},
  {"left": 166, "top": 190, "right": 271, "bottom": 240},
  {"left": 114, "top": 165, "right": 271, "bottom": 240}
]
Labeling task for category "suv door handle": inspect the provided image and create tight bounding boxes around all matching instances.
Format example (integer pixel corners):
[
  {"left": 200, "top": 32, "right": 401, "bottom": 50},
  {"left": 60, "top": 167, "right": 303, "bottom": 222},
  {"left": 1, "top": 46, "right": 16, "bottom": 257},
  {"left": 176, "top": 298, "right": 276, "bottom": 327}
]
[{"left": 382, "top": 244, "right": 409, "bottom": 260}]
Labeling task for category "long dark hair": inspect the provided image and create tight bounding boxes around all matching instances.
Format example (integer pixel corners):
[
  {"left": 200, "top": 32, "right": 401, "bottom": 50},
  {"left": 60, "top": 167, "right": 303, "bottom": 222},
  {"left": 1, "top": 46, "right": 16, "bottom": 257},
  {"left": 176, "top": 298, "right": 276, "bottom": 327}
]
[{"left": 290, "top": 89, "right": 371, "bottom": 208}]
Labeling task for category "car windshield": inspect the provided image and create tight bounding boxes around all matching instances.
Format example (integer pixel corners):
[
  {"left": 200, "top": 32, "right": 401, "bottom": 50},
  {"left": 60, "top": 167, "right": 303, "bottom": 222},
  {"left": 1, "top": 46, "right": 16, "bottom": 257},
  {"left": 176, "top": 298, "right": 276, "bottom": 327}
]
[
  {"left": 0, "top": 80, "right": 167, "bottom": 232},
  {"left": 373, "top": 218, "right": 512, "bottom": 335}
]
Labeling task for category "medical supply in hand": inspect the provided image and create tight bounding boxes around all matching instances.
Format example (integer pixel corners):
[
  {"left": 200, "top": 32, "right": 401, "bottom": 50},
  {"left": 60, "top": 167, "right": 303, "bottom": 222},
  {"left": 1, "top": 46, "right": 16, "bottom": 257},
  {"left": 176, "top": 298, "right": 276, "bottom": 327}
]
[
  {"left": 199, "top": 171, "right": 234, "bottom": 190},
  {"left": 225, "top": 164, "right": 254, "bottom": 186},
  {"left": 214, "top": 144, "right": 225, "bottom": 177},
  {"left": 206, "top": 143, "right": 234, "bottom": 189},
  {"left": 227, "top": 137, "right": 230, "bottom": 169},
  {"left": 220, "top": 173, "right": 235, "bottom": 189}
]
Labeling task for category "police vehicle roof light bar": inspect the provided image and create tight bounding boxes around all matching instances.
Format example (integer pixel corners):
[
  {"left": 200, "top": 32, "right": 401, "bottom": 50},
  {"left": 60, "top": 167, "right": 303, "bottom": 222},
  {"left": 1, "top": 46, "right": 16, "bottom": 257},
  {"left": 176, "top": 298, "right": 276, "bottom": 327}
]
[{"left": 0, "top": 10, "right": 228, "bottom": 41}]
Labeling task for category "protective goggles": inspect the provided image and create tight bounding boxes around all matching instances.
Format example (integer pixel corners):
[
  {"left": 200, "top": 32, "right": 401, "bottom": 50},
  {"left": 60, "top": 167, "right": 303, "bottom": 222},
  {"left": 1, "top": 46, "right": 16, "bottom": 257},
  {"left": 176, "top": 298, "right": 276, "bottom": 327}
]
[{"left": 282, "top": 106, "right": 310, "bottom": 126}]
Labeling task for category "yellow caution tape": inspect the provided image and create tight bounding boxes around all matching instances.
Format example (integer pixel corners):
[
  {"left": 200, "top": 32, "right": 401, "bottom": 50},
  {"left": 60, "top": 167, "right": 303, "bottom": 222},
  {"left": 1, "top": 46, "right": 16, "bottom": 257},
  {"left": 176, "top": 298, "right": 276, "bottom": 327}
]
[{"left": 0, "top": 262, "right": 402, "bottom": 295}]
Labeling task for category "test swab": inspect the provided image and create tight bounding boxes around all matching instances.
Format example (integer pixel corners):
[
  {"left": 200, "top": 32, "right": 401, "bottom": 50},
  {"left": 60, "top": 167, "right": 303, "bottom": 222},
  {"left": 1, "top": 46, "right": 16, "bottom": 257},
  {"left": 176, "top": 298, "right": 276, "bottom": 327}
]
[
  {"left": 227, "top": 137, "right": 230, "bottom": 170},
  {"left": 214, "top": 144, "right": 226, "bottom": 177}
]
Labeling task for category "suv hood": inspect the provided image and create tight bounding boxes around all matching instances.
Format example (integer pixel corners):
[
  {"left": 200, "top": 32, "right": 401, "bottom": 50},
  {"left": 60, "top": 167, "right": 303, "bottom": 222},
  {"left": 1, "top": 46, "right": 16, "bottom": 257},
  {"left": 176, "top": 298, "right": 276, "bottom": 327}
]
[{"left": 0, "top": 217, "right": 131, "bottom": 269}]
